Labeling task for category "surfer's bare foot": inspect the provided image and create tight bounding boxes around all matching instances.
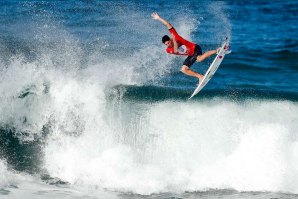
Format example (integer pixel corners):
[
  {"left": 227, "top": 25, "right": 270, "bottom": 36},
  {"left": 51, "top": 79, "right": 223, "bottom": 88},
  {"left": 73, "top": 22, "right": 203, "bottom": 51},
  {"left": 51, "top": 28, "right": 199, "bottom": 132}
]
[
  {"left": 197, "top": 75, "right": 204, "bottom": 85},
  {"left": 199, "top": 76, "right": 204, "bottom": 82},
  {"left": 216, "top": 47, "right": 221, "bottom": 54}
]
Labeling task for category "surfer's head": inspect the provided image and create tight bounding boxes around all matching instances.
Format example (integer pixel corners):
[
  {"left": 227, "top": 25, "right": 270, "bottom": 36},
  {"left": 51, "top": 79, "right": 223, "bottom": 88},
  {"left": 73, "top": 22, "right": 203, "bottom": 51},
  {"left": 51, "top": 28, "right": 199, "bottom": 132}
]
[{"left": 162, "top": 35, "right": 172, "bottom": 47}]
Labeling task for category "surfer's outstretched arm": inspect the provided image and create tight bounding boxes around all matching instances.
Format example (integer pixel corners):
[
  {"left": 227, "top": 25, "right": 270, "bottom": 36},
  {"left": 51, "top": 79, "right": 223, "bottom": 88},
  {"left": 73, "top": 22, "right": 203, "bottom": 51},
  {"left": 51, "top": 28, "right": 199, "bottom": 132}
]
[{"left": 151, "top": 12, "right": 173, "bottom": 29}]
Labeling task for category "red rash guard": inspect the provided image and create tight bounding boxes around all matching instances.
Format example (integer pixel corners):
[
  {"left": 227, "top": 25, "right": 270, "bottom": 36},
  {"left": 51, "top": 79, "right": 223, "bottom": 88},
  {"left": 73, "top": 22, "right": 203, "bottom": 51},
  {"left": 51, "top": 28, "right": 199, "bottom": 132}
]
[{"left": 166, "top": 27, "right": 196, "bottom": 56}]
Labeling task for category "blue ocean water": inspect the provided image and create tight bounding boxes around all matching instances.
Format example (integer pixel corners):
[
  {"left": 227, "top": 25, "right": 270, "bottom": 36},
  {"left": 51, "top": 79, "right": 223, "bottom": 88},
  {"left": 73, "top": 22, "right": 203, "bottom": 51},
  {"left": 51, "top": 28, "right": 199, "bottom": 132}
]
[{"left": 0, "top": 1, "right": 298, "bottom": 199}]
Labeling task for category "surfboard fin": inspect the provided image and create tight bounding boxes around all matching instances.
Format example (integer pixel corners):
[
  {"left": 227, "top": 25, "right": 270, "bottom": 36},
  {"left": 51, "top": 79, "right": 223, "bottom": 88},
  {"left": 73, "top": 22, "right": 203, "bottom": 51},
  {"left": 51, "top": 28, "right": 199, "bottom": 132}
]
[
  {"left": 224, "top": 45, "right": 231, "bottom": 54},
  {"left": 225, "top": 49, "right": 232, "bottom": 54}
]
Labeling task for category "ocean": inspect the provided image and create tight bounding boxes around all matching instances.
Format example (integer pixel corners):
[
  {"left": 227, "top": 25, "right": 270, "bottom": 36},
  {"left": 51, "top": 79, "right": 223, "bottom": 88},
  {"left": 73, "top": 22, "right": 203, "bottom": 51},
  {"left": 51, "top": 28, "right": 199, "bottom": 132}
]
[{"left": 0, "top": 0, "right": 298, "bottom": 198}]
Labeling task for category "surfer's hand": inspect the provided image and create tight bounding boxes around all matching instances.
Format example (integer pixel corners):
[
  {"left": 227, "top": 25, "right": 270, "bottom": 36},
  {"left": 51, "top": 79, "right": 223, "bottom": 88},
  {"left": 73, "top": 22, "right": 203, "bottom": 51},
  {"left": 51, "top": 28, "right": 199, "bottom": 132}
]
[
  {"left": 151, "top": 12, "right": 172, "bottom": 29},
  {"left": 151, "top": 12, "right": 160, "bottom": 20}
]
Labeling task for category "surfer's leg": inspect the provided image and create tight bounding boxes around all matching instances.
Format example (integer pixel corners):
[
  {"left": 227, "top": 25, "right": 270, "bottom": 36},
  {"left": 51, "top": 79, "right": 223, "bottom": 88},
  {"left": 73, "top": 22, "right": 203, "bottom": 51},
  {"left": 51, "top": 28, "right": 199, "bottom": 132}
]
[
  {"left": 181, "top": 51, "right": 204, "bottom": 80},
  {"left": 180, "top": 65, "right": 203, "bottom": 80},
  {"left": 196, "top": 49, "right": 218, "bottom": 62}
]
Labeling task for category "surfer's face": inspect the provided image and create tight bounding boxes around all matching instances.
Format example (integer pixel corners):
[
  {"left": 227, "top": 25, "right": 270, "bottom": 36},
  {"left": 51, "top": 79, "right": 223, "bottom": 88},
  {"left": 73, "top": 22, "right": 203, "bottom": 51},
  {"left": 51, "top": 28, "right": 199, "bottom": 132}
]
[{"left": 164, "top": 40, "right": 173, "bottom": 47}]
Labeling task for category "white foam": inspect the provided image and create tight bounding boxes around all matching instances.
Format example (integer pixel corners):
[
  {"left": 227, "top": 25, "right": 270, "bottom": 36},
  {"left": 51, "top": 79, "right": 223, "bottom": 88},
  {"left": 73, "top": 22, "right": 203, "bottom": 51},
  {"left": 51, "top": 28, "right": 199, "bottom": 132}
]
[
  {"left": 0, "top": 160, "right": 28, "bottom": 190},
  {"left": 0, "top": 160, "right": 11, "bottom": 188},
  {"left": 44, "top": 99, "right": 298, "bottom": 195}
]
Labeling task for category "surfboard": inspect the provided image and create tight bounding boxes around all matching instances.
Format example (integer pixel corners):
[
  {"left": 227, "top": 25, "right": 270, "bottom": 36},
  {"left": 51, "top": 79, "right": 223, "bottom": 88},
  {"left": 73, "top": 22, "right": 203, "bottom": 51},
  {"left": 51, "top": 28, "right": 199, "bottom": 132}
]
[{"left": 189, "top": 38, "right": 230, "bottom": 99}]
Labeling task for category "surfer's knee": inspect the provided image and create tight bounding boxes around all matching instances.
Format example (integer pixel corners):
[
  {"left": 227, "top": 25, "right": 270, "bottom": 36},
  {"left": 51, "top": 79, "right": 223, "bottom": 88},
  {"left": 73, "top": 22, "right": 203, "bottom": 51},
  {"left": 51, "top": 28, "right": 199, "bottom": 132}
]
[
  {"left": 197, "top": 55, "right": 203, "bottom": 62},
  {"left": 180, "top": 65, "right": 190, "bottom": 73}
]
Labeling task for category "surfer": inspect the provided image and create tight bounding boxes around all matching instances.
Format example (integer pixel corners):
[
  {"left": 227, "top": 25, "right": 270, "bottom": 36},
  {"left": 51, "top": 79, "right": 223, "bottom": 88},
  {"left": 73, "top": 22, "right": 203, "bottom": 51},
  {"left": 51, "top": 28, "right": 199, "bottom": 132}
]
[{"left": 151, "top": 12, "right": 220, "bottom": 83}]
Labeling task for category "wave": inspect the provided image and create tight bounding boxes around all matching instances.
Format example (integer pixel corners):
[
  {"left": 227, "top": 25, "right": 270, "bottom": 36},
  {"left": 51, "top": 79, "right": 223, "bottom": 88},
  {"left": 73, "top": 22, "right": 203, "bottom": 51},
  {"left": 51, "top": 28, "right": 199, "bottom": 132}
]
[
  {"left": 1, "top": 59, "right": 298, "bottom": 195},
  {"left": 1, "top": 87, "right": 298, "bottom": 194}
]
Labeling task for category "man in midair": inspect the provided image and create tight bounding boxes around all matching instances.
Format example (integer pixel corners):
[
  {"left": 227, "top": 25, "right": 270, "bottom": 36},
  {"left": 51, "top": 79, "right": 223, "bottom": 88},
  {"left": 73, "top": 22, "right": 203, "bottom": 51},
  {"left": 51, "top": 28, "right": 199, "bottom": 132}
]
[{"left": 152, "top": 12, "right": 220, "bottom": 83}]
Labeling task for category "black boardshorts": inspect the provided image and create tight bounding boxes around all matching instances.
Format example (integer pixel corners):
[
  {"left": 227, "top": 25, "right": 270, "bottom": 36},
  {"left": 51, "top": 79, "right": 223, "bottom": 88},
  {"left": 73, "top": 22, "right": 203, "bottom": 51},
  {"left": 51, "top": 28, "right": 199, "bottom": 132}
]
[{"left": 183, "top": 45, "right": 203, "bottom": 67}]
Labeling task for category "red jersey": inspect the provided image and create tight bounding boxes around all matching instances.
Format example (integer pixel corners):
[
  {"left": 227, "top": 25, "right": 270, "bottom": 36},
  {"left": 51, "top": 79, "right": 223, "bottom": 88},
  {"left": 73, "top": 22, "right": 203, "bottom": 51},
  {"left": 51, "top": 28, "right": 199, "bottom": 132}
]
[{"left": 166, "top": 27, "right": 196, "bottom": 56}]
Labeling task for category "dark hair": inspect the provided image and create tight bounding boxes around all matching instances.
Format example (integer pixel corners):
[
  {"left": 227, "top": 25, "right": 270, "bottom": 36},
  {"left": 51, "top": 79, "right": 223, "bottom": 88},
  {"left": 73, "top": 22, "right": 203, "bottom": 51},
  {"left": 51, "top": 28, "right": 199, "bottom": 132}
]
[{"left": 162, "top": 35, "right": 170, "bottom": 43}]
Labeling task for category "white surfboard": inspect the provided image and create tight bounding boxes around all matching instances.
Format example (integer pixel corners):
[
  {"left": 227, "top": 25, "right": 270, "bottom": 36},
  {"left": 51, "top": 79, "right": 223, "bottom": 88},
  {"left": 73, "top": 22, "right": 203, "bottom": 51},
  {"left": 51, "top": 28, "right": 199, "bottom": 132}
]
[{"left": 189, "top": 38, "right": 230, "bottom": 99}]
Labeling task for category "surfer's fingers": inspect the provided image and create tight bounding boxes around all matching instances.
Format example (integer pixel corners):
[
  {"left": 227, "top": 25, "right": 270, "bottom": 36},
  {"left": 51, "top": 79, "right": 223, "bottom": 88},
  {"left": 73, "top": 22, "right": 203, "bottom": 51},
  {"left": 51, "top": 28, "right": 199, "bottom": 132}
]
[{"left": 151, "top": 12, "right": 159, "bottom": 19}]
